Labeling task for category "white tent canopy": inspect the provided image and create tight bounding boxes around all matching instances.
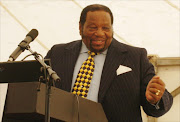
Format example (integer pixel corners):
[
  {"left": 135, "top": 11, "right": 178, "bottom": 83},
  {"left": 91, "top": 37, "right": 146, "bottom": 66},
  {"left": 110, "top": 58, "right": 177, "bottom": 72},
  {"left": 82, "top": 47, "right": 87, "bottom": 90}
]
[
  {"left": 0, "top": 0, "right": 179, "bottom": 61},
  {"left": 0, "top": 0, "right": 179, "bottom": 121}
]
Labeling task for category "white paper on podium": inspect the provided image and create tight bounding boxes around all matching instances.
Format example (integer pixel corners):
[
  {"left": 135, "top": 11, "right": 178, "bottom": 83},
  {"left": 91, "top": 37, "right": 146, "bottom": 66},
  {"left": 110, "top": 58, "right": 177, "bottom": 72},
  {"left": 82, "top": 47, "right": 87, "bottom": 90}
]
[{"left": 0, "top": 84, "right": 8, "bottom": 122}]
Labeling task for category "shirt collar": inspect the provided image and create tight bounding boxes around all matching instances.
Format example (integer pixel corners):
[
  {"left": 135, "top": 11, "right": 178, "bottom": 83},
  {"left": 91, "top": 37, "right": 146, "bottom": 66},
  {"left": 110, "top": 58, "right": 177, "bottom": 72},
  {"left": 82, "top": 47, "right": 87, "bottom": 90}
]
[{"left": 80, "top": 41, "right": 108, "bottom": 55}]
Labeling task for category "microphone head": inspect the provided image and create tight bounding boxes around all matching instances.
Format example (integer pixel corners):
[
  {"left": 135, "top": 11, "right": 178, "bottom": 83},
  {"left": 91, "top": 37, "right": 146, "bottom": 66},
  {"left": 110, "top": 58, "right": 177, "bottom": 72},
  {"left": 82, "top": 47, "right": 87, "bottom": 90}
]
[{"left": 26, "top": 29, "right": 38, "bottom": 41}]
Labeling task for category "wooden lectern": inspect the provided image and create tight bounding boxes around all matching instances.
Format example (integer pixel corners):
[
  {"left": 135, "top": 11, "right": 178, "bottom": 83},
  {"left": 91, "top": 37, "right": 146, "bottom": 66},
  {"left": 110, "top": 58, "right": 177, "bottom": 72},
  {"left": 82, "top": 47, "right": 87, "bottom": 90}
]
[
  {"left": 2, "top": 82, "right": 107, "bottom": 122},
  {"left": 0, "top": 60, "right": 107, "bottom": 122}
]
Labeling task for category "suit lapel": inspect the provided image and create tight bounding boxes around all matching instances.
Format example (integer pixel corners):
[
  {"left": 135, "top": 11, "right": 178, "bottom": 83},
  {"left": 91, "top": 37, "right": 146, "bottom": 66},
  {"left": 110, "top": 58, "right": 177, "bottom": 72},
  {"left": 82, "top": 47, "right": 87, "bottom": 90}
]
[
  {"left": 98, "top": 39, "right": 128, "bottom": 103},
  {"left": 62, "top": 40, "right": 82, "bottom": 92}
]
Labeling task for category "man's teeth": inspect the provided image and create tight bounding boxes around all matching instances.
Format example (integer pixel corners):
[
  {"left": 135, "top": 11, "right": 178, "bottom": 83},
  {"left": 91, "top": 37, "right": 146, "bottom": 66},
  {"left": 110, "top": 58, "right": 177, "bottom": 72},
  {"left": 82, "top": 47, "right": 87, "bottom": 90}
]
[{"left": 96, "top": 40, "right": 103, "bottom": 42}]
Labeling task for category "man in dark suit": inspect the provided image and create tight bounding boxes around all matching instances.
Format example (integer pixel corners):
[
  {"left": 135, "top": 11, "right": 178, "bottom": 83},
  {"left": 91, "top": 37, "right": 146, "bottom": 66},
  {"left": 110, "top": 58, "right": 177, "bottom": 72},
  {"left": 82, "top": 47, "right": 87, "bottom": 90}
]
[{"left": 45, "top": 4, "right": 173, "bottom": 122}]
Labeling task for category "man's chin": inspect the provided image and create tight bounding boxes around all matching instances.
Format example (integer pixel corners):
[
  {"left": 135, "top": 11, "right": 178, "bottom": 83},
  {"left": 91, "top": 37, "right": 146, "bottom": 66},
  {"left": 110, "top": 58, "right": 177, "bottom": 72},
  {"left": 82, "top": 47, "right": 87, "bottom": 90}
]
[{"left": 90, "top": 47, "right": 104, "bottom": 53}]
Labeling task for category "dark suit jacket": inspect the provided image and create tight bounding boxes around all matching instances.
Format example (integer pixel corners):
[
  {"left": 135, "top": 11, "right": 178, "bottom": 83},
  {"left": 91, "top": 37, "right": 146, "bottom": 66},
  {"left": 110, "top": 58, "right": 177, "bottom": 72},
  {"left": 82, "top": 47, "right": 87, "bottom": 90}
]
[{"left": 45, "top": 38, "right": 173, "bottom": 122}]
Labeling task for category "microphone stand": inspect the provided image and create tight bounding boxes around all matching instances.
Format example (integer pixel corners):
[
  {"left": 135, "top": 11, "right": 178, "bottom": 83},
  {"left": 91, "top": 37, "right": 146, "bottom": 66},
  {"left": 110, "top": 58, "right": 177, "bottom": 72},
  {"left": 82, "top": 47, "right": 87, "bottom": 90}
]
[{"left": 26, "top": 45, "right": 60, "bottom": 122}]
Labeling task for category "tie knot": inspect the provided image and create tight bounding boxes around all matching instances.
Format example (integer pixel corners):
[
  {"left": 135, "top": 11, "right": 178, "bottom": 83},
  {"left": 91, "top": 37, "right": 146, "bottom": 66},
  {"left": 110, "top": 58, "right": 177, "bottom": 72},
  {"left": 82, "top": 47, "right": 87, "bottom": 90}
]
[{"left": 88, "top": 51, "right": 99, "bottom": 57}]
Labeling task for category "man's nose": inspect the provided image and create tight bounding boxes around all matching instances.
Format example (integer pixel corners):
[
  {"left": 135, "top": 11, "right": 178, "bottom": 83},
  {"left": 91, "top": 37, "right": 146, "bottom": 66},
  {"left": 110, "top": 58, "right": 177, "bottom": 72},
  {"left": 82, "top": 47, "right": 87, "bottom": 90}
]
[{"left": 95, "top": 29, "right": 105, "bottom": 36}]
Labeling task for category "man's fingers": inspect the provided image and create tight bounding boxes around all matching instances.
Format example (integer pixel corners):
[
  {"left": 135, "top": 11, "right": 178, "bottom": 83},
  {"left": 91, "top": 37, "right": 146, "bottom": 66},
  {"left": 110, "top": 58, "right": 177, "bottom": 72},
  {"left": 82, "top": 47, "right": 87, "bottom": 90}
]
[
  {"left": 147, "top": 82, "right": 165, "bottom": 96},
  {"left": 148, "top": 82, "right": 162, "bottom": 89},
  {"left": 146, "top": 91, "right": 160, "bottom": 104},
  {"left": 146, "top": 76, "right": 166, "bottom": 104},
  {"left": 153, "top": 76, "right": 160, "bottom": 79},
  {"left": 149, "top": 88, "right": 163, "bottom": 96},
  {"left": 150, "top": 78, "right": 165, "bottom": 87},
  {"left": 146, "top": 94, "right": 154, "bottom": 103}
]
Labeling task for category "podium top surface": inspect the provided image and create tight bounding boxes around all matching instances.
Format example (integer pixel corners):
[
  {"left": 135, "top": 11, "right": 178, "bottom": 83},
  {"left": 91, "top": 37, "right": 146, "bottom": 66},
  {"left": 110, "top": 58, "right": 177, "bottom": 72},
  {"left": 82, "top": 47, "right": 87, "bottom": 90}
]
[{"left": 0, "top": 59, "right": 50, "bottom": 83}]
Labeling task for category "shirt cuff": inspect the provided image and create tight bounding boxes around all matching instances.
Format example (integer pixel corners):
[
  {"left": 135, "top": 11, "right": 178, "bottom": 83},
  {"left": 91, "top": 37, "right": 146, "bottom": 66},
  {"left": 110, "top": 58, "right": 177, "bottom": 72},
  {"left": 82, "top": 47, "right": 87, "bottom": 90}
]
[{"left": 150, "top": 100, "right": 160, "bottom": 109}]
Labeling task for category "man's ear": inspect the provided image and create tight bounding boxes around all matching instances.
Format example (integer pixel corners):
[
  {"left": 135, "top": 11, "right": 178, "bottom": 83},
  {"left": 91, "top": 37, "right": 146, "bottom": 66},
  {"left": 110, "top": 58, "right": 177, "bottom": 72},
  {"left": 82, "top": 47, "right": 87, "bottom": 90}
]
[{"left": 79, "top": 23, "right": 83, "bottom": 36}]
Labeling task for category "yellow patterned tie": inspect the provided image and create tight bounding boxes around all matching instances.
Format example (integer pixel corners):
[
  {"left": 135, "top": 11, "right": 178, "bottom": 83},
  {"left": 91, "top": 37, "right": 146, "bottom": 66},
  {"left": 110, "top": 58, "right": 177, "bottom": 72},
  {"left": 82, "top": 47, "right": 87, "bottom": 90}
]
[{"left": 72, "top": 51, "right": 98, "bottom": 98}]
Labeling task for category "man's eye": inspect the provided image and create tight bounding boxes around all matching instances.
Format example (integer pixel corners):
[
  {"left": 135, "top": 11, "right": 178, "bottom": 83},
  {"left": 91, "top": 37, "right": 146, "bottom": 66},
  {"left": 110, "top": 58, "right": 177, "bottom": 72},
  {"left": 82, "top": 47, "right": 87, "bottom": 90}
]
[
  {"left": 103, "top": 27, "right": 110, "bottom": 31},
  {"left": 89, "top": 27, "right": 97, "bottom": 29}
]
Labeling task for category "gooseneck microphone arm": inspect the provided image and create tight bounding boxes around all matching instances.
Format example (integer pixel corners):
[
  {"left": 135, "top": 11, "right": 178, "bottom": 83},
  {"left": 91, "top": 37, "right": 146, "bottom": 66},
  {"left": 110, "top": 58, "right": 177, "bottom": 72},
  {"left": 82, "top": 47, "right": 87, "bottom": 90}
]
[{"left": 27, "top": 46, "right": 60, "bottom": 82}]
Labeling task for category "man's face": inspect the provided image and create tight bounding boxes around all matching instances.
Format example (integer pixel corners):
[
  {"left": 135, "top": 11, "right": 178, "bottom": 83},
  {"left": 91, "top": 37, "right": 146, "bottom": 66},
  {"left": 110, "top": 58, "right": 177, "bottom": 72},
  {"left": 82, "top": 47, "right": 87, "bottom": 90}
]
[{"left": 79, "top": 11, "right": 113, "bottom": 53}]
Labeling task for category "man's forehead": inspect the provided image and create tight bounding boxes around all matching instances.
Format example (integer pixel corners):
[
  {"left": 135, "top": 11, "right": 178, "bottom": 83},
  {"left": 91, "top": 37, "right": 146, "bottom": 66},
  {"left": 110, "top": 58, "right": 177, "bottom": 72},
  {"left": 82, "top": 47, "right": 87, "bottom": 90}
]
[{"left": 86, "top": 11, "right": 111, "bottom": 22}]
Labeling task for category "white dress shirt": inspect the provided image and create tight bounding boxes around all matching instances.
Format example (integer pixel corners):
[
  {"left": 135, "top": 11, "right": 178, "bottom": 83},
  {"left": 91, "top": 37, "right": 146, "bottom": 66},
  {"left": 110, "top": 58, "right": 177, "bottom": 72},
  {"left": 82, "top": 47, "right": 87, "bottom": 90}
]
[{"left": 71, "top": 42, "right": 107, "bottom": 102}]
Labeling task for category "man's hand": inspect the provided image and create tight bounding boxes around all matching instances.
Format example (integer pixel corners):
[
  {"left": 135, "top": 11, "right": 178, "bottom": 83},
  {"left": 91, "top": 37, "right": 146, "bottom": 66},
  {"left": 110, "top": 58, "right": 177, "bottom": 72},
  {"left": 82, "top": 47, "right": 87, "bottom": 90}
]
[{"left": 146, "top": 76, "right": 165, "bottom": 104}]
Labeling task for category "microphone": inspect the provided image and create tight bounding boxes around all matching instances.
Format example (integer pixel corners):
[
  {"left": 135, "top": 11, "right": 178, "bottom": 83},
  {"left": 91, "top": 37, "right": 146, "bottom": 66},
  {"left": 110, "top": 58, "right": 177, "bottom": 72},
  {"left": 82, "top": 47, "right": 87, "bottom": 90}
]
[{"left": 8, "top": 29, "right": 38, "bottom": 61}]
